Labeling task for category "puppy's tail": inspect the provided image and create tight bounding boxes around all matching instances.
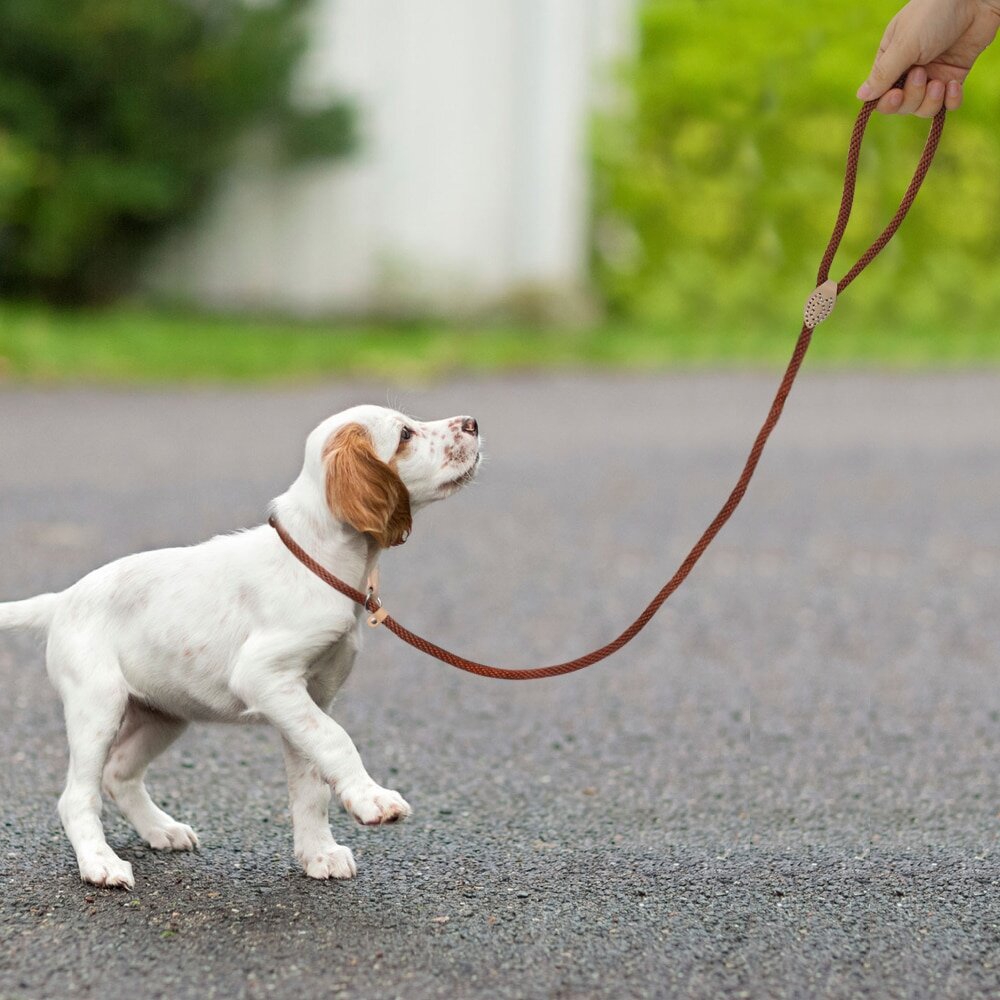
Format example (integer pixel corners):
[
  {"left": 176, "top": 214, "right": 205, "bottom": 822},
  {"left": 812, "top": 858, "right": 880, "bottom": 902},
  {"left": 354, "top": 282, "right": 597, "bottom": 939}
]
[{"left": 0, "top": 594, "right": 58, "bottom": 633}]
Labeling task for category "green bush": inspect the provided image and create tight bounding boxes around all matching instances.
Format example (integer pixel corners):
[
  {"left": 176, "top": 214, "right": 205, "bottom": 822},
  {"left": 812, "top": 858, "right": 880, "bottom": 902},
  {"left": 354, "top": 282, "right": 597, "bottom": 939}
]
[
  {"left": 592, "top": 0, "right": 1000, "bottom": 333},
  {"left": 0, "top": 0, "right": 356, "bottom": 302}
]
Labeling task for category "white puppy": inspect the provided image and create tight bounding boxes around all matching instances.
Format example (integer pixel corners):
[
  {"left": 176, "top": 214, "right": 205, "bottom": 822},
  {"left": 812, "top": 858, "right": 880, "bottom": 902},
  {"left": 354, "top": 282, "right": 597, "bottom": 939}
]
[{"left": 0, "top": 405, "right": 481, "bottom": 888}]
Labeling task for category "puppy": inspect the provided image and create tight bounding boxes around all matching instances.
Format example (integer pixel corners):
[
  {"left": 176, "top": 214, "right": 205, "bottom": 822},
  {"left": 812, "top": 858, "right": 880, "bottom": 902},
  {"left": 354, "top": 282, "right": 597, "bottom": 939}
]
[{"left": 0, "top": 405, "right": 481, "bottom": 888}]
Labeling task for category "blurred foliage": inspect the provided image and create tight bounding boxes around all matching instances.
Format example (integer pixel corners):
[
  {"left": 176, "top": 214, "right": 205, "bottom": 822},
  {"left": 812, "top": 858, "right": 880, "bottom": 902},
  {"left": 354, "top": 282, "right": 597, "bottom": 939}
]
[
  {"left": 3, "top": 301, "right": 998, "bottom": 383},
  {"left": 0, "top": 0, "right": 356, "bottom": 302},
  {"left": 592, "top": 0, "right": 1000, "bottom": 333}
]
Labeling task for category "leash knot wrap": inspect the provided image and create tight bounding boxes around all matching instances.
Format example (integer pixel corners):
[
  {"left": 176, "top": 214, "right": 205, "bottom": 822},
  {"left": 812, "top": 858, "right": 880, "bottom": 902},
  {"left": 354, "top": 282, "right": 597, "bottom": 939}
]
[{"left": 804, "top": 280, "right": 838, "bottom": 326}]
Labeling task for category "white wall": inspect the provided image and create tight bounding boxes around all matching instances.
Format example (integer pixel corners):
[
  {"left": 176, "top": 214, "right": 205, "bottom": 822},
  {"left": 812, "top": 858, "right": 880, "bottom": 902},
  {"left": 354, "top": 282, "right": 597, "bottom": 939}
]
[{"left": 146, "top": 0, "right": 635, "bottom": 317}]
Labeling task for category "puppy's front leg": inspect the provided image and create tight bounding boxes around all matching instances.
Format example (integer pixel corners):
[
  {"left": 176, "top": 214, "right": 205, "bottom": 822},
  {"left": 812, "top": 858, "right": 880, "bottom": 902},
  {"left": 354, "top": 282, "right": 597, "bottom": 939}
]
[
  {"left": 282, "top": 738, "right": 357, "bottom": 879},
  {"left": 230, "top": 633, "right": 411, "bottom": 828}
]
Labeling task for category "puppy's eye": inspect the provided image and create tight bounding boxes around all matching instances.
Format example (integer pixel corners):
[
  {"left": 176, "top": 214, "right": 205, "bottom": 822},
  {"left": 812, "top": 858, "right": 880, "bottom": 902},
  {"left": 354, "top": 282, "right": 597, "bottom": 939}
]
[{"left": 400, "top": 427, "right": 413, "bottom": 442}]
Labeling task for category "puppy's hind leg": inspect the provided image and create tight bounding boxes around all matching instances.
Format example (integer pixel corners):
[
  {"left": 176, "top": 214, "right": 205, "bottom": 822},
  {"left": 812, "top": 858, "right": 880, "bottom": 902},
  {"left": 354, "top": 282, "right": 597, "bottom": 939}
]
[
  {"left": 52, "top": 642, "right": 134, "bottom": 889},
  {"left": 103, "top": 700, "right": 198, "bottom": 852},
  {"left": 282, "top": 738, "right": 356, "bottom": 880}
]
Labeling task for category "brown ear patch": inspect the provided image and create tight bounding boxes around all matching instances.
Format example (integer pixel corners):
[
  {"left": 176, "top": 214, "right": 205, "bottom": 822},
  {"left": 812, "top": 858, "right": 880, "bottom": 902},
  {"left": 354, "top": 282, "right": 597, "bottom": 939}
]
[{"left": 323, "top": 424, "right": 412, "bottom": 548}]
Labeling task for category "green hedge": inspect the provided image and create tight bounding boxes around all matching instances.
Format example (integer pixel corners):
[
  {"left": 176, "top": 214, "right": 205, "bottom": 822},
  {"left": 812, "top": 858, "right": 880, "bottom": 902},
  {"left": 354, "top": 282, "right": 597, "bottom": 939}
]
[
  {"left": 0, "top": 0, "right": 355, "bottom": 302},
  {"left": 592, "top": 0, "right": 1000, "bottom": 333}
]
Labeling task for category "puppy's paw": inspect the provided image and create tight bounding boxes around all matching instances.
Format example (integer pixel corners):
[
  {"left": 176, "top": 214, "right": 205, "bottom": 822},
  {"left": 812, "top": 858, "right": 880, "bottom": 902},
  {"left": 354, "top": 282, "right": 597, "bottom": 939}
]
[
  {"left": 145, "top": 821, "right": 199, "bottom": 852},
  {"left": 78, "top": 849, "right": 135, "bottom": 890},
  {"left": 339, "top": 782, "right": 412, "bottom": 827},
  {"left": 300, "top": 844, "right": 357, "bottom": 880}
]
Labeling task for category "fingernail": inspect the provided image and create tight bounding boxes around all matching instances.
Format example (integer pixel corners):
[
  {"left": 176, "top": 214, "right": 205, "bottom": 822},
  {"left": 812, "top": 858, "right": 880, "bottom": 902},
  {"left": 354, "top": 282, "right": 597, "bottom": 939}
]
[
  {"left": 857, "top": 83, "right": 874, "bottom": 100},
  {"left": 910, "top": 67, "right": 927, "bottom": 86}
]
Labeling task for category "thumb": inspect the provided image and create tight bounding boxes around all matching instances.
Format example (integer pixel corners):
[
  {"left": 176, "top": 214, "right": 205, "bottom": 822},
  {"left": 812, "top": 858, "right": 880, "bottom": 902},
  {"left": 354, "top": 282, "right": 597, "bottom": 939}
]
[{"left": 857, "top": 23, "right": 917, "bottom": 100}]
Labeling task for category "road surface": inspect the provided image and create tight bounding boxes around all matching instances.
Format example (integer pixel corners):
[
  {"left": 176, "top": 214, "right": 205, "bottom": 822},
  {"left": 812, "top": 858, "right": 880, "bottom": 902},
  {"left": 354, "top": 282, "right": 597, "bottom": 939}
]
[{"left": 1, "top": 373, "right": 997, "bottom": 999}]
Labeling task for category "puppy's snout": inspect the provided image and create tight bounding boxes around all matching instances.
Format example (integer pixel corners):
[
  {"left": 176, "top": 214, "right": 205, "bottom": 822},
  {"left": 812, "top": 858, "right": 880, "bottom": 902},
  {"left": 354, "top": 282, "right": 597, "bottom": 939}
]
[{"left": 461, "top": 417, "right": 479, "bottom": 437}]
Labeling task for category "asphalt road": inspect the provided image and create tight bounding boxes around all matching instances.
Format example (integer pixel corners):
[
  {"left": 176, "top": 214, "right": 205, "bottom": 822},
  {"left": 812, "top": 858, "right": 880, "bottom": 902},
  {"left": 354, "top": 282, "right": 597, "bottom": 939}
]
[{"left": 0, "top": 373, "right": 997, "bottom": 1000}]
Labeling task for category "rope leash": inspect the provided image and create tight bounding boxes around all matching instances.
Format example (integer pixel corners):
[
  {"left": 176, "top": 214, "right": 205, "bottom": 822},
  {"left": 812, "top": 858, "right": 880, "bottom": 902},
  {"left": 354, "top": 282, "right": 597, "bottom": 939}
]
[{"left": 271, "top": 90, "right": 946, "bottom": 680}]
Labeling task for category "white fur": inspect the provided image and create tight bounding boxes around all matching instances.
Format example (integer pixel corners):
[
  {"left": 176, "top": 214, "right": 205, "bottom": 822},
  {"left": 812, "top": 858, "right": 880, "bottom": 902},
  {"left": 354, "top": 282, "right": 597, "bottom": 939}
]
[{"left": 0, "top": 405, "right": 480, "bottom": 888}]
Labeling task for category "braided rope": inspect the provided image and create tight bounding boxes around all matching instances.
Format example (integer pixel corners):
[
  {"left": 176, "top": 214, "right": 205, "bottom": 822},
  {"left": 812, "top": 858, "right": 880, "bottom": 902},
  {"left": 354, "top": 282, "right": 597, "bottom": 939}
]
[{"left": 272, "top": 96, "right": 947, "bottom": 680}]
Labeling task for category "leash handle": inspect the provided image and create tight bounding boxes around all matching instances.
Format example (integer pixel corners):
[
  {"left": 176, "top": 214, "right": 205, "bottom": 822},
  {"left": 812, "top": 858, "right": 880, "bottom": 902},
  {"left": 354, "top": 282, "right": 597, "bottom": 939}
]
[
  {"left": 816, "top": 80, "right": 946, "bottom": 295},
  {"left": 272, "top": 95, "right": 947, "bottom": 681}
]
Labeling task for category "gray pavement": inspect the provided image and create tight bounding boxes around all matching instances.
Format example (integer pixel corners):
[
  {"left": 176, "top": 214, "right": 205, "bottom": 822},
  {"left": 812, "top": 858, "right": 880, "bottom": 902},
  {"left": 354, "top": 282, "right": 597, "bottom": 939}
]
[{"left": 0, "top": 373, "right": 997, "bottom": 999}]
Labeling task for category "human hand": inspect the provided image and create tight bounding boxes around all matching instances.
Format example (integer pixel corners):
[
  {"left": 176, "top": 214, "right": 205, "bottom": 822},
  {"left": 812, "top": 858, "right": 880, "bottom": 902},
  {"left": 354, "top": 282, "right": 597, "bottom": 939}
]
[{"left": 857, "top": 0, "right": 1000, "bottom": 115}]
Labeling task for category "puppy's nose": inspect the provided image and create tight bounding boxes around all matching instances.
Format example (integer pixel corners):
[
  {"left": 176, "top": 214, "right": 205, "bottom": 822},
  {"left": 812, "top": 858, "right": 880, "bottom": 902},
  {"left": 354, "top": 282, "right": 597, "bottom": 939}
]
[{"left": 461, "top": 417, "right": 479, "bottom": 437}]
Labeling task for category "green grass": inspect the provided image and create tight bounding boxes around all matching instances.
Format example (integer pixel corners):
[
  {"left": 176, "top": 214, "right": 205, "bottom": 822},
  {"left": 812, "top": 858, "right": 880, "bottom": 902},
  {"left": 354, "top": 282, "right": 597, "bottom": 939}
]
[{"left": 0, "top": 302, "right": 997, "bottom": 383}]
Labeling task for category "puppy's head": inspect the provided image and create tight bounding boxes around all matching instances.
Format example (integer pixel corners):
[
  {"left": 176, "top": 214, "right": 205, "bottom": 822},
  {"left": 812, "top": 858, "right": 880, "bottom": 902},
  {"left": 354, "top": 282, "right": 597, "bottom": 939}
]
[{"left": 311, "top": 405, "right": 481, "bottom": 548}]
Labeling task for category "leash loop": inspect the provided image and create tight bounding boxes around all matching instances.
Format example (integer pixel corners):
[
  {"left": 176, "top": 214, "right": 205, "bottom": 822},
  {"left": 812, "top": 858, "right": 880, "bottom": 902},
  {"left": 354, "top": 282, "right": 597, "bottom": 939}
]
[{"left": 270, "top": 93, "right": 946, "bottom": 680}]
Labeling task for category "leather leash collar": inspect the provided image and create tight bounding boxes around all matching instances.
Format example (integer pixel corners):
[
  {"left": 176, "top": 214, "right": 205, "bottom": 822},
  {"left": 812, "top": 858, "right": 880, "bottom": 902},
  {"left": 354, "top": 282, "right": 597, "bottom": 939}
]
[{"left": 271, "top": 86, "right": 946, "bottom": 680}]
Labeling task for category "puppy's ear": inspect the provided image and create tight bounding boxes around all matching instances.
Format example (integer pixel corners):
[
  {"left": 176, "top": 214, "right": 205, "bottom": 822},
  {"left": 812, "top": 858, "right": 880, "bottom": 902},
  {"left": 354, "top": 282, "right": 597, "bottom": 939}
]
[{"left": 323, "top": 424, "right": 412, "bottom": 548}]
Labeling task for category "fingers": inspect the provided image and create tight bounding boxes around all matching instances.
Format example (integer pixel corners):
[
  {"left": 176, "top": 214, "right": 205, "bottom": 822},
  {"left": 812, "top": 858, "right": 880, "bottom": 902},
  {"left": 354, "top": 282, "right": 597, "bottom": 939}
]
[
  {"left": 897, "top": 66, "right": 927, "bottom": 113},
  {"left": 875, "top": 88, "right": 905, "bottom": 113},
  {"left": 914, "top": 79, "right": 946, "bottom": 117},
  {"left": 874, "top": 68, "right": 962, "bottom": 116},
  {"left": 944, "top": 78, "right": 963, "bottom": 110}
]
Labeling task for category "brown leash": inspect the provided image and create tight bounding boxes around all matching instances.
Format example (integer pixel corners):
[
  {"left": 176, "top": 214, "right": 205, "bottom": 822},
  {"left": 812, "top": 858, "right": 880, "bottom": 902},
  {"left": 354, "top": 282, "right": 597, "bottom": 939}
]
[{"left": 271, "top": 90, "right": 946, "bottom": 680}]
